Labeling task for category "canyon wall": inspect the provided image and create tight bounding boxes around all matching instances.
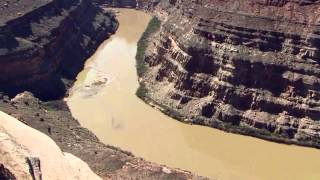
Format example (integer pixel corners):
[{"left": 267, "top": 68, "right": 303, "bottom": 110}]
[
  {"left": 139, "top": 0, "right": 320, "bottom": 147},
  {"left": 0, "top": 0, "right": 118, "bottom": 100}
]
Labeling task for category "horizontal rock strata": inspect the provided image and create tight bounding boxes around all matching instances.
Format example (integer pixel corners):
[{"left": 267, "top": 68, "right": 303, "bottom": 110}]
[{"left": 139, "top": 0, "right": 320, "bottom": 147}]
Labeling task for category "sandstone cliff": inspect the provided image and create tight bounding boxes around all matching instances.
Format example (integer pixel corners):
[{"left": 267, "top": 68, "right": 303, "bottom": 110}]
[
  {"left": 138, "top": 0, "right": 320, "bottom": 147},
  {"left": 0, "top": 111, "right": 101, "bottom": 180},
  {"left": 0, "top": 0, "right": 118, "bottom": 100}
]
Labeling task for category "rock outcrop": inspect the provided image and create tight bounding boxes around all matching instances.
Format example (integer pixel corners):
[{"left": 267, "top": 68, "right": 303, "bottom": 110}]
[
  {"left": 0, "top": 111, "right": 101, "bottom": 180},
  {"left": 0, "top": 0, "right": 118, "bottom": 100},
  {"left": 139, "top": 0, "right": 320, "bottom": 147}
]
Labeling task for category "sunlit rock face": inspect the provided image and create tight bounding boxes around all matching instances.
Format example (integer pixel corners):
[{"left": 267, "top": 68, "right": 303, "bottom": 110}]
[
  {"left": 0, "top": 111, "right": 101, "bottom": 180},
  {"left": 139, "top": 0, "right": 320, "bottom": 147}
]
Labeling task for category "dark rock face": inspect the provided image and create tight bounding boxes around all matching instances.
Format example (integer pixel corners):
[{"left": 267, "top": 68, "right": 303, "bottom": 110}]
[
  {"left": 0, "top": 0, "right": 118, "bottom": 100},
  {"left": 26, "top": 157, "right": 42, "bottom": 180},
  {"left": 0, "top": 164, "right": 16, "bottom": 180},
  {"left": 140, "top": 0, "right": 320, "bottom": 147}
]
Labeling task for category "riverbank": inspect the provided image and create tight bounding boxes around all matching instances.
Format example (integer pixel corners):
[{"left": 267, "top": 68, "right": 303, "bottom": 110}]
[
  {"left": 137, "top": 71, "right": 320, "bottom": 149},
  {"left": 136, "top": 17, "right": 161, "bottom": 98},
  {"left": 0, "top": 92, "right": 208, "bottom": 179},
  {"left": 138, "top": 92, "right": 320, "bottom": 149}
]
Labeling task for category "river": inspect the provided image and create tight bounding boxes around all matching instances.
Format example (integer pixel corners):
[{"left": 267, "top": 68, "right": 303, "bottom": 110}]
[{"left": 67, "top": 9, "right": 320, "bottom": 180}]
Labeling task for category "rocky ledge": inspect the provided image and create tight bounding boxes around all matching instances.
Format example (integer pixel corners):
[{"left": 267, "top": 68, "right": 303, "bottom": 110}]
[{"left": 138, "top": 0, "right": 320, "bottom": 148}]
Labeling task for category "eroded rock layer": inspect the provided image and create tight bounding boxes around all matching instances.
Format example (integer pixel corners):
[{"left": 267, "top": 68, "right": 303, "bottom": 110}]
[
  {"left": 140, "top": 0, "right": 320, "bottom": 147},
  {"left": 0, "top": 0, "right": 118, "bottom": 100}
]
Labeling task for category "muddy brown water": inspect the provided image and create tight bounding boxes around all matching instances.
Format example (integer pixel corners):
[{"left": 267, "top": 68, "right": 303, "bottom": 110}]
[{"left": 67, "top": 9, "right": 320, "bottom": 180}]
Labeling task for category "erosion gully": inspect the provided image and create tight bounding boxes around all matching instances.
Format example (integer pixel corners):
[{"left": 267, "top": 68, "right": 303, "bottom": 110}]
[{"left": 67, "top": 9, "right": 320, "bottom": 180}]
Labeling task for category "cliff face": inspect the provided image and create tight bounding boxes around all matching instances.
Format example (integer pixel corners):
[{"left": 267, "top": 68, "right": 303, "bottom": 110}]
[
  {"left": 140, "top": 0, "right": 320, "bottom": 147},
  {"left": 0, "top": 0, "right": 118, "bottom": 100}
]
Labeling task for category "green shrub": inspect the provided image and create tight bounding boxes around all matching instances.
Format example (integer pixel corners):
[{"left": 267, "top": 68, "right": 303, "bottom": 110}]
[
  {"left": 135, "top": 17, "right": 161, "bottom": 77},
  {"left": 136, "top": 83, "right": 148, "bottom": 99},
  {"left": 135, "top": 17, "right": 161, "bottom": 98}
]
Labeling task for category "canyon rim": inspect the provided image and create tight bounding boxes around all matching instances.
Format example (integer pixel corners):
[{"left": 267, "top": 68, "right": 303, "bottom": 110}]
[{"left": 1, "top": 0, "right": 320, "bottom": 180}]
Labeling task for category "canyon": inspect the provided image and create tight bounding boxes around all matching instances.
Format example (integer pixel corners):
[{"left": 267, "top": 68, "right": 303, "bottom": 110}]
[
  {"left": 0, "top": 0, "right": 205, "bottom": 179},
  {"left": 1, "top": 0, "right": 320, "bottom": 179}
]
